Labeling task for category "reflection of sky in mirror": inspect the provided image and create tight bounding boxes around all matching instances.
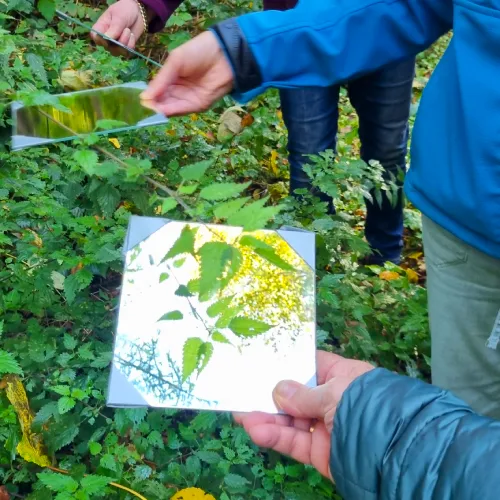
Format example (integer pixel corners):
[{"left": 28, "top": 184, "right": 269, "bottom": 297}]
[{"left": 114, "top": 221, "right": 316, "bottom": 413}]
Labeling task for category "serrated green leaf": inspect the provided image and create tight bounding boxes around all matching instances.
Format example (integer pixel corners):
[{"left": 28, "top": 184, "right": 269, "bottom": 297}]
[
  {"left": 97, "top": 161, "right": 120, "bottom": 178},
  {"left": 228, "top": 317, "right": 273, "bottom": 337},
  {"left": 95, "top": 119, "right": 128, "bottom": 130},
  {"left": 182, "top": 337, "right": 204, "bottom": 382},
  {"left": 0, "top": 350, "right": 23, "bottom": 375},
  {"left": 215, "top": 306, "right": 244, "bottom": 329},
  {"left": 51, "top": 417, "right": 80, "bottom": 451},
  {"left": 227, "top": 197, "right": 283, "bottom": 230},
  {"left": 33, "top": 402, "right": 58, "bottom": 426},
  {"left": 161, "top": 225, "right": 197, "bottom": 262},
  {"left": 26, "top": 53, "right": 48, "bottom": 86},
  {"left": 100, "top": 453, "right": 117, "bottom": 472},
  {"left": 64, "top": 270, "right": 93, "bottom": 304},
  {"left": 224, "top": 473, "right": 250, "bottom": 489},
  {"left": 51, "top": 385, "right": 70, "bottom": 396},
  {"left": 211, "top": 331, "right": 231, "bottom": 344},
  {"left": 134, "top": 465, "right": 152, "bottom": 480},
  {"left": 88, "top": 441, "right": 102, "bottom": 455},
  {"left": 198, "top": 242, "right": 242, "bottom": 301},
  {"left": 254, "top": 247, "right": 295, "bottom": 271},
  {"left": 174, "top": 285, "right": 192, "bottom": 297},
  {"left": 70, "top": 388, "right": 86, "bottom": 400},
  {"left": 80, "top": 474, "right": 112, "bottom": 494},
  {"left": 199, "top": 181, "right": 251, "bottom": 201},
  {"left": 161, "top": 197, "right": 177, "bottom": 214},
  {"left": 213, "top": 197, "right": 250, "bottom": 220},
  {"left": 158, "top": 310, "right": 183, "bottom": 321},
  {"left": 73, "top": 150, "right": 99, "bottom": 176},
  {"left": 179, "top": 159, "right": 213, "bottom": 182},
  {"left": 63, "top": 334, "right": 77, "bottom": 350},
  {"left": 58, "top": 396, "right": 75, "bottom": 414},
  {"left": 94, "top": 184, "right": 121, "bottom": 216},
  {"left": 37, "top": 472, "right": 78, "bottom": 493},
  {"left": 196, "top": 450, "right": 222, "bottom": 464},
  {"left": 38, "top": 0, "right": 55, "bottom": 21},
  {"left": 197, "top": 342, "right": 213, "bottom": 375},
  {"left": 206, "top": 296, "right": 234, "bottom": 318},
  {"left": 94, "top": 244, "right": 121, "bottom": 264}
]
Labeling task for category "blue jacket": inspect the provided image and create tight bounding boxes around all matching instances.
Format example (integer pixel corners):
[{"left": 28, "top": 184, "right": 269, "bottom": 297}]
[
  {"left": 211, "top": 0, "right": 500, "bottom": 259},
  {"left": 332, "top": 368, "right": 500, "bottom": 498}
]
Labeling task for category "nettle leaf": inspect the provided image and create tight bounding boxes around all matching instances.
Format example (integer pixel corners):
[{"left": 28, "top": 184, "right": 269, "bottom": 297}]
[
  {"left": 51, "top": 385, "right": 70, "bottom": 396},
  {"left": 175, "top": 285, "right": 193, "bottom": 297},
  {"left": 58, "top": 396, "right": 75, "bottom": 415},
  {"left": 95, "top": 184, "right": 121, "bottom": 216},
  {"left": 161, "top": 225, "right": 197, "bottom": 262},
  {"left": 80, "top": 475, "right": 112, "bottom": 494},
  {"left": 227, "top": 197, "right": 283, "bottom": 230},
  {"left": 37, "top": 472, "right": 78, "bottom": 493},
  {"left": 240, "top": 235, "right": 295, "bottom": 271},
  {"left": 95, "top": 119, "right": 128, "bottom": 130},
  {"left": 212, "top": 331, "right": 230, "bottom": 344},
  {"left": 224, "top": 473, "right": 250, "bottom": 489},
  {"left": 179, "top": 159, "right": 213, "bottom": 182},
  {"left": 213, "top": 197, "right": 250, "bottom": 220},
  {"left": 158, "top": 310, "right": 183, "bottom": 321},
  {"left": 0, "top": 350, "right": 23, "bottom": 375},
  {"left": 197, "top": 342, "right": 213, "bottom": 375},
  {"left": 161, "top": 197, "right": 177, "bottom": 214},
  {"left": 206, "top": 296, "right": 234, "bottom": 318},
  {"left": 199, "top": 181, "right": 251, "bottom": 201},
  {"left": 100, "top": 454, "right": 117, "bottom": 472},
  {"left": 228, "top": 317, "right": 273, "bottom": 337},
  {"left": 37, "top": 0, "right": 55, "bottom": 21},
  {"left": 73, "top": 150, "right": 99, "bottom": 176},
  {"left": 182, "top": 337, "right": 204, "bottom": 382},
  {"left": 34, "top": 402, "right": 58, "bottom": 426},
  {"left": 64, "top": 269, "right": 93, "bottom": 304},
  {"left": 97, "top": 161, "right": 120, "bottom": 178},
  {"left": 178, "top": 184, "right": 198, "bottom": 195},
  {"left": 88, "top": 441, "right": 102, "bottom": 455},
  {"left": 26, "top": 53, "right": 48, "bottom": 86},
  {"left": 198, "top": 242, "right": 242, "bottom": 301},
  {"left": 215, "top": 305, "right": 244, "bottom": 329},
  {"left": 196, "top": 450, "right": 222, "bottom": 464},
  {"left": 94, "top": 244, "right": 121, "bottom": 264}
]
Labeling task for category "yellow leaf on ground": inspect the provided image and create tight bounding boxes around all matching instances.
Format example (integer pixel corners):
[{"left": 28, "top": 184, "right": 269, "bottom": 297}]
[
  {"left": 171, "top": 488, "right": 216, "bottom": 500},
  {"left": 108, "top": 138, "right": 120, "bottom": 149},
  {"left": 57, "top": 69, "right": 92, "bottom": 90},
  {"left": 405, "top": 268, "right": 419, "bottom": 283},
  {"left": 2, "top": 374, "right": 51, "bottom": 467},
  {"left": 408, "top": 251, "right": 423, "bottom": 260},
  {"left": 379, "top": 270, "right": 400, "bottom": 281}
]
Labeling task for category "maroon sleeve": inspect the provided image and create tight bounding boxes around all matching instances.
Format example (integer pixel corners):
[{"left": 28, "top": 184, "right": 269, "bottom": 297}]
[{"left": 140, "top": 0, "right": 184, "bottom": 32}]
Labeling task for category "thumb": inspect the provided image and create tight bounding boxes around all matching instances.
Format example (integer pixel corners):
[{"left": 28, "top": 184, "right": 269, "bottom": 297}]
[
  {"left": 273, "top": 380, "right": 337, "bottom": 420},
  {"left": 141, "top": 51, "right": 182, "bottom": 101}
]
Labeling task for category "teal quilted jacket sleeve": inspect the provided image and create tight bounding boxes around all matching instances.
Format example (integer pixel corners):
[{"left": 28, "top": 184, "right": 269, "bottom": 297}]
[{"left": 331, "top": 368, "right": 500, "bottom": 499}]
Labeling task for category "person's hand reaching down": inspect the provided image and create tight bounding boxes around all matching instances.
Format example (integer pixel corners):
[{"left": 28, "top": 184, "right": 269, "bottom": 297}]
[
  {"left": 91, "top": 0, "right": 148, "bottom": 55},
  {"left": 140, "top": 32, "right": 234, "bottom": 116},
  {"left": 234, "top": 351, "right": 374, "bottom": 480}
]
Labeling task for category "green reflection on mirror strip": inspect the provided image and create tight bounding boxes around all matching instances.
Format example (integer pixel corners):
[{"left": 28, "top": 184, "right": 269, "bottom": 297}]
[{"left": 16, "top": 87, "right": 156, "bottom": 139}]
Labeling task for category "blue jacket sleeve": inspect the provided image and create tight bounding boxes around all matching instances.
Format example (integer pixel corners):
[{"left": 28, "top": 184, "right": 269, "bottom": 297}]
[
  {"left": 332, "top": 368, "right": 500, "bottom": 499},
  {"left": 228, "top": 0, "right": 452, "bottom": 101}
]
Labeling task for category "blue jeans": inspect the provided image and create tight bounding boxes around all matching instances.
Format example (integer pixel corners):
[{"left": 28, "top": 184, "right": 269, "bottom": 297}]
[{"left": 280, "top": 58, "right": 415, "bottom": 264}]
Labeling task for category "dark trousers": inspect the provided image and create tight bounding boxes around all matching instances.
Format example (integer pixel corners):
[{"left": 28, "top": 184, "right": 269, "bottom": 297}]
[{"left": 280, "top": 58, "right": 415, "bottom": 264}]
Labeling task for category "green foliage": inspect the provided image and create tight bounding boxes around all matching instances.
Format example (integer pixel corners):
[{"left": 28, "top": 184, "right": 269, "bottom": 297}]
[{"left": 0, "top": 0, "right": 447, "bottom": 498}]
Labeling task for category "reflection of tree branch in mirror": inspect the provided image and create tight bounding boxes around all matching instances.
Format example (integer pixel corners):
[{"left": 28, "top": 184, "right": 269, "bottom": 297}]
[{"left": 116, "top": 338, "right": 216, "bottom": 407}]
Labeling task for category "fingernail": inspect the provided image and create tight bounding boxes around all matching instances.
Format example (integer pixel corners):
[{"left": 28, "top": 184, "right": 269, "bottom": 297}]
[{"left": 273, "top": 381, "right": 298, "bottom": 410}]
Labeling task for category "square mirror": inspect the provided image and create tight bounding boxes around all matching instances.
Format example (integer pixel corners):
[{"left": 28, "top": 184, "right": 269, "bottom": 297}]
[{"left": 108, "top": 216, "right": 317, "bottom": 413}]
